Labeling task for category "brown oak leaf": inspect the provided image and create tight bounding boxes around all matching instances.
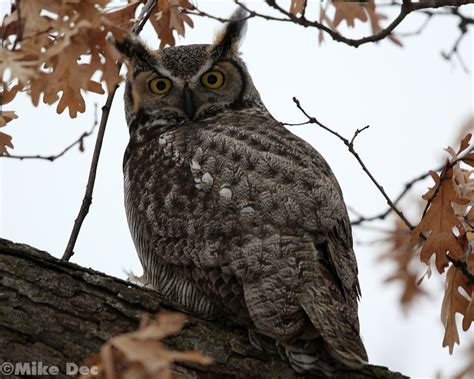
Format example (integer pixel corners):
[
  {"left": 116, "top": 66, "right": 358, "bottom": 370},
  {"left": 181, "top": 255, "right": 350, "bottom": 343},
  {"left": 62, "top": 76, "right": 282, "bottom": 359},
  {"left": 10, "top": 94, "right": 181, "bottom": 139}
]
[
  {"left": 82, "top": 311, "right": 212, "bottom": 379},
  {"left": 0, "top": 111, "right": 18, "bottom": 127},
  {"left": 0, "top": 131, "right": 14, "bottom": 155},
  {"left": 0, "top": 82, "right": 22, "bottom": 106},
  {"left": 332, "top": 1, "right": 368, "bottom": 28},
  {"left": 381, "top": 219, "right": 426, "bottom": 307},
  {"left": 441, "top": 265, "right": 474, "bottom": 354},
  {"left": 289, "top": 0, "right": 306, "bottom": 16},
  {"left": 410, "top": 167, "right": 468, "bottom": 273},
  {"left": 365, "top": 1, "right": 402, "bottom": 46},
  {"left": 2, "top": 0, "right": 140, "bottom": 118},
  {"left": 149, "top": 0, "right": 194, "bottom": 48}
]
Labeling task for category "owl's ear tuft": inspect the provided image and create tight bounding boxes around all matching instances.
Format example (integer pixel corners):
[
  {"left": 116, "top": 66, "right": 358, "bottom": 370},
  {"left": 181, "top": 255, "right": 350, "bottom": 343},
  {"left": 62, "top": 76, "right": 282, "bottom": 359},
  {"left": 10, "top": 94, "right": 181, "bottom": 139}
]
[
  {"left": 108, "top": 34, "right": 156, "bottom": 72},
  {"left": 211, "top": 7, "right": 248, "bottom": 58}
]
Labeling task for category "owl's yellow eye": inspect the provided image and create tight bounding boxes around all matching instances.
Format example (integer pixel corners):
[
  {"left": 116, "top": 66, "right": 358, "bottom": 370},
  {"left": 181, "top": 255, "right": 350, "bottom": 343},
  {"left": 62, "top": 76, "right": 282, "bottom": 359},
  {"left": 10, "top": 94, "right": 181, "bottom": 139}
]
[
  {"left": 201, "top": 70, "right": 225, "bottom": 89},
  {"left": 149, "top": 78, "right": 172, "bottom": 95}
]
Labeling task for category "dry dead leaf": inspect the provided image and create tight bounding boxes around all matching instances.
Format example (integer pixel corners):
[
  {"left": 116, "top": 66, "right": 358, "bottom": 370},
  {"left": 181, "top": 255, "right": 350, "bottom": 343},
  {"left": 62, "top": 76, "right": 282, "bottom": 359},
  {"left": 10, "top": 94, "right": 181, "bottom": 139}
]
[
  {"left": 444, "top": 135, "right": 474, "bottom": 242},
  {"left": 0, "top": 111, "right": 18, "bottom": 127},
  {"left": 289, "top": 0, "right": 306, "bottom": 16},
  {"left": 0, "top": 82, "right": 22, "bottom": 105},
  {"left": 380, "top": 219, "right": 426, "bottom": 308},
  {"left": 462, "top": 153, "right": 474, "bottom": 168},
  {"left": 441, "top": 265, "right": 474, "bottom": 354},
  {"left": 411, "top": 166, "right": 468, "bottom": 273},
  {"left": 0, "top": 131, "right": 14, "bottom": 155},
  {"left": 455, "top": 117, "right": 474, "bottom": 146},
  {"left": 0, "top": 49, "right": 38, "bottom": 85},
  {"left": 149, "top": 0, "right": 194, "bottom": 48},
  {"left": 320, "top": 1, "right": 402, "bottom": 46},
  {"left": 365, "top": 1, "right": 402, "bottom": 46},
  {"left": 318, "top": 3, "right": 337, "bottom": 45},
  {"left": 332, "top": 1, "right": 367, "bottom": 28},
  {"left": 1, "top": 0, "right": 142, "bottom": 119},
  {"left": 81, "top": 311, "right": 212, "bottom": 379}
]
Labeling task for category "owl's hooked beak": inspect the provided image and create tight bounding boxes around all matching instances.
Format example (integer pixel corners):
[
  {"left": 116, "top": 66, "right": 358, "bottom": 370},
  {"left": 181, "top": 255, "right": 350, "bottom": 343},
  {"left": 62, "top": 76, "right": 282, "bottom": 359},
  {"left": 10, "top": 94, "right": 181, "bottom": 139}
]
[{"left": 182, "top": 85, "right": 196, "bottom": 120}]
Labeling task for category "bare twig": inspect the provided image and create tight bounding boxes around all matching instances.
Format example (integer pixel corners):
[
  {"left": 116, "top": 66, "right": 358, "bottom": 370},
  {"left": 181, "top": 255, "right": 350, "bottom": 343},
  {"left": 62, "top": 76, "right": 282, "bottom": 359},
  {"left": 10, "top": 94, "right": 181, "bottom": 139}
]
[
  {"left": 350, "top": 145, "right": 474, "bottom": 225},
  {"left": 62, "top": 0, "right": 157, "bottom": 262},
  {"left": 286, "top": 97, "right": 415, "bottom": 229},
  {"left": 285, "top": 98, "right": 474, "bottom": 284},
  {"left": 397, "top": 11, "right": 434, "bottom": 37},
  {"left": 184, "top": 0, "right": 288, "bottom": 24},
  {"left": 442, "top": 32, "right": 469, "bottom": 72},
  {"left": 2, "top": 104, "right": 98, "bottom": 162},
  {"left": 234, "top": 0, "right": 289, "bottom": 22},
  {"left": 441, "top": 7, "right": 474, "bottom": 72},
  {"left": 351, "top": 163, "right": 440, "bottom": 225}
]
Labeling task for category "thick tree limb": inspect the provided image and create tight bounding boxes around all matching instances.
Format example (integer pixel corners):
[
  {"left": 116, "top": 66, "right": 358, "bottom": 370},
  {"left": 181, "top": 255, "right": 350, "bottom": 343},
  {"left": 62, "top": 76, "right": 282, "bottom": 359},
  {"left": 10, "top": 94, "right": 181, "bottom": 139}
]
[{"left": 0, "top": 238, "right": 406, "bottom": 379}]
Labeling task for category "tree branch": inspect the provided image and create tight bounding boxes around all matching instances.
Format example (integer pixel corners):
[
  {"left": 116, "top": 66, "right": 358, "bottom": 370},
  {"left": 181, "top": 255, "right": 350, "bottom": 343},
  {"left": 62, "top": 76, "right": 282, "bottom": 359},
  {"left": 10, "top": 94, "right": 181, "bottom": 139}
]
[
  {"left": 284, "top": 98, "right": 474, "bottom": 285},
  {"left": 0, "top": 238, "right": 407, "bottom": 379},
  {"left": 350, "top": 161, "right": 445, "bottom": 226},
  {"left": 61, "top": 0, "right": 157, "bottom": 262},
  {"left": 264, "top": 0, "right": 474, "bottom": 48},
  {"left": 2, "top": 104, "right": 98, "bottom": 162},
  {"left": 285, "top": 97, "right": 415, "bottom": 230},
  {"left": 441, "top": 7, "right": 474, "bottom": 73}
]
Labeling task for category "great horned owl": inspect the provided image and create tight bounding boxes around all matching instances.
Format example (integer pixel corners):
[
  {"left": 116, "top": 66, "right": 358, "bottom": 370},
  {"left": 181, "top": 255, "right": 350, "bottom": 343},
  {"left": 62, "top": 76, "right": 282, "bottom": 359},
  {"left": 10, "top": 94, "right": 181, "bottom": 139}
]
[{"left": 114, "top": 9, "right": 368, "bottom": 374}]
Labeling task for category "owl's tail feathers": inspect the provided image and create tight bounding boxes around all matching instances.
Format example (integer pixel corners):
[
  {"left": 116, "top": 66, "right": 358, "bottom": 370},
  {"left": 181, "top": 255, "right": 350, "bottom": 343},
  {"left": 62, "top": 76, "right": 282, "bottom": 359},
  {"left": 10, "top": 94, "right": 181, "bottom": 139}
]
[
  {"left": 249, "top": 331, "right": 343, "bottom": 376},
  {"left": 299, "top": 294, "right": 369, "bottom": 370},
  {"left": 249, "top": 330, "right": 366, "bottom": 376},
  {"left": 283, "top": 341, "right": 349, "bottom": 376}
]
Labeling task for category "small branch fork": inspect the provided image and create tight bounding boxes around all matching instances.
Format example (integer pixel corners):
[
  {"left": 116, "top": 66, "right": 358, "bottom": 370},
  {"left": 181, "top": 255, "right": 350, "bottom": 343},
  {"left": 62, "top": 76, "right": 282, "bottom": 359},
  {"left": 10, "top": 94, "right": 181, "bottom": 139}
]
[
  {"left": 349, "top": 157, "right": 470, "bottom": 226},
  {"left": 441, "top": 7, "right": 474, "bottom": 73},
  {"left": 61, "top": 0, "right": 157, "bottom": 262},
  {"left": 2, "top": 104, "right": 98, "bottom": 162},
  {"left": 285, "top": 97, "right": 414, "bottom": 229},
  {"left": 285, "top": 97, "right": 474, "bottom": 284}
]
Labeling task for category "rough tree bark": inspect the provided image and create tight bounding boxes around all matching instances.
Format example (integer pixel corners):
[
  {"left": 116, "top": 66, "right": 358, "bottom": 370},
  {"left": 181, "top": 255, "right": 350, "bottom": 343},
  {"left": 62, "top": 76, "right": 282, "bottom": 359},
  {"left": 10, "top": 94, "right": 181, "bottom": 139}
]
[{"left": 0, "top": 238, "right": 406, "bottom": 378}]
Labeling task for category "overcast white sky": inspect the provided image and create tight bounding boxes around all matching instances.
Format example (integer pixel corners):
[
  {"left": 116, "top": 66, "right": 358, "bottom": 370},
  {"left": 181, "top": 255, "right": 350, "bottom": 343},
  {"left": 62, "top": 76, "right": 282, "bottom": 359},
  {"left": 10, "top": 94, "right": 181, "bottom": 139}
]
[{"left": 1, "top": 1, "right": 473, "bottom": 377}]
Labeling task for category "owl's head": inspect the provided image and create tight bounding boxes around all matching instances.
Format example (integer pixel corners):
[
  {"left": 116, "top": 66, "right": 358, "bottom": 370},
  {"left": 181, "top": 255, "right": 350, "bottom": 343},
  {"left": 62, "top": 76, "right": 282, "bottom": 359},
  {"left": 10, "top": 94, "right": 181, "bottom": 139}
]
[{"left": 113, "top": 9, "right": 264, "bottom": 125}]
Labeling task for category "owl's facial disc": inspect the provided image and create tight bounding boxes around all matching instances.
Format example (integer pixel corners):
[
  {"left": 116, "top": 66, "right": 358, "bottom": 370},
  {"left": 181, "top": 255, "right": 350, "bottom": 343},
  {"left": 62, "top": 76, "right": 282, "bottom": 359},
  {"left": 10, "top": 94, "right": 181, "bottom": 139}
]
[{"left": 129, "top": 60, "right": 243, "bottom": 122}]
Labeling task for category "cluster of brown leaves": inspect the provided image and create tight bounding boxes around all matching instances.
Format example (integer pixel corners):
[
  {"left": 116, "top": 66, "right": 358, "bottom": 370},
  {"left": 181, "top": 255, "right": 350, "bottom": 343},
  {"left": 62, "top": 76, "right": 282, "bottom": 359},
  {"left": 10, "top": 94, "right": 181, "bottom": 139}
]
[
  {"left": 1, "top": 1, "right": 138, "bottom": 117},
  {"left": 379, "top": 219, "right": 428, "bottom": 309},
  {"left": 81, "top": 311, "right": 212, "bottom": 379},
  {"left": 433, "top": 136, "right": 474, "bottom": 354},
  {"left": 411, "top": 134, "right": 474, "bottom": 271},
  {"left": 0, "top": 0, "right": 195, "bottom": 155},
  {"left": 383, "top": 134, "right": 474, "bottom": 354},
  {"left": 149, "top": 0, "right": 194, "bottom": 48},
  {"left": 289, "top": 0, "right": 401, "bottom": 45}
]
